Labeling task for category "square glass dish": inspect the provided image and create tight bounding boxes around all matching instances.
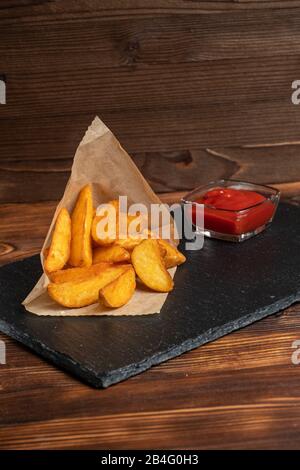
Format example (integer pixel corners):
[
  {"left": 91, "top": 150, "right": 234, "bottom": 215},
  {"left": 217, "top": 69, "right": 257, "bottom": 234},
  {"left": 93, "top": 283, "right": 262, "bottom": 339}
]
[{"left": 182, "top": 180, "right": 280, "bottom": 242}]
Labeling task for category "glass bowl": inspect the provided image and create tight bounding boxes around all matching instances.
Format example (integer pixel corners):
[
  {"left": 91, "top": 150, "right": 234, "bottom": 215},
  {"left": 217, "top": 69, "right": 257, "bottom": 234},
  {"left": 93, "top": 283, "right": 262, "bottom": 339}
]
[{"left": 182, "top": 179, "right": 280, "bottom": 242}]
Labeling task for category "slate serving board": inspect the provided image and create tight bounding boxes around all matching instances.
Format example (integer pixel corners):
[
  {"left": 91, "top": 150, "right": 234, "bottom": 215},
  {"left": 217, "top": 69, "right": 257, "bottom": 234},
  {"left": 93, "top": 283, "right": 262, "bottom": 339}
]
[{"left": 0, "top": 202, "right": 299, "bottom": 388}]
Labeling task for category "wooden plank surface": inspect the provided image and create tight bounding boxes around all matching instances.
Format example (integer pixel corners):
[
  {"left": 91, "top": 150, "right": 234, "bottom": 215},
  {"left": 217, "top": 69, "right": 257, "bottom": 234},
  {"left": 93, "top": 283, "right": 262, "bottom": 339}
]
[
  {"left": 1, "top": 0, "right": 300, "bottom": 450},
  {"left": 1, "top": 143, "right": 300, "bottom": 203},
  {"left": 0, "top": 194, "right": 300, "bottom": 449},
  {"left": 0, "top": 286, "right": 299, "bottom": 449},
  {"left": 1, "top": 2, "right": 300, "bottom": 170}
]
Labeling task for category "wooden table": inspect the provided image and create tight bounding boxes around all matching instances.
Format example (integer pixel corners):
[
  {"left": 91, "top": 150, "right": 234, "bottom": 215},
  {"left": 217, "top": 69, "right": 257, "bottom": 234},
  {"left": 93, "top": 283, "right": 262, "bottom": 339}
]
[
  {"left": 1, "top": 0, "right": 300, "bottom": 450},
  {"left": 1, "top": 194, "right": 300, "bottom": 450}
]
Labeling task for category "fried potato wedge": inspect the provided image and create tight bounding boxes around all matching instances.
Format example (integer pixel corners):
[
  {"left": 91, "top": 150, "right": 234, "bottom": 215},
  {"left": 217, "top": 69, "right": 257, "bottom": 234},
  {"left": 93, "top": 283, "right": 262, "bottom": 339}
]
[
  {"left": 44, "top": 208, "right": 71, "bottom": 273},
  {"left": 48, "top": 264, "right": 129, "bottom": 308},
  {"left": 99, "top": 266, "right": 136, "bottom": 308},
  {"left": 131, "top": 239, "right": 174, "bottom": 292},
  {"left": 114, "top": 228, "right": 155, "bottom": 252},
  {"left": 93, "top": 245, "right": 130, "bottom": 264},
  {"left": 91, "top": 200, "right": 119, "bottom": 246},
  {"left": 48, "top": 262, "right": 111, "bottom": 284},
  {"left": 114, "top": 236, "right": 144, "bottom": 251},
  {"left": 158, "top": 245, "right": 167, "bottom": 259},
  {"left": 69, "top": 184, "right": 93, "bottom": 267},
  {"left": 158, "top": 239, "right": 186, "bottom": 269}
]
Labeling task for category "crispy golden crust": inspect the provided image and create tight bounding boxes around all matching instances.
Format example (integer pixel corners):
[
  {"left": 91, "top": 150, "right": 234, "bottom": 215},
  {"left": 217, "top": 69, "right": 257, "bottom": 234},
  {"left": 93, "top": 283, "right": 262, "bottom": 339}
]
[
  {"left": 91, "top": 200, "right": 119, "bottom": 246},
  {"left": 131, "top": 239, "right": 174, "bottom": 293},
  {"left": 69, "top": 184, "right": 93, "bottom": 267},
  {"left": 48, "top": 264, "right": 130, "bottom": 308},
  {"left": 158, "top": 239, "right": 186, "bottom": 269},
  {"left": 93, "top": 245, "right": 130, "bottom": 264},
  {"left": 99, "top": 266, "right": 136, "bottom": 308},
  {"left": 48, "top": 262, "right": 111, "bottom": 284},
  {"left": 44, "top": 208, "right": 71, "bottom": 273}
]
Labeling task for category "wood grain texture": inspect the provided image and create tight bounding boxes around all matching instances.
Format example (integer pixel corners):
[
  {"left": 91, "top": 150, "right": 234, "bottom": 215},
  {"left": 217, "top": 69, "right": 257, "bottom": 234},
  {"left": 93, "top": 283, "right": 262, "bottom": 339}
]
[
  {"left": 1, "top": 0, "right": 300, "bottom": 450},
  {"left": 1, "top": 2, "right": 300, "bottom": 176},
  {"left": 0, "top": 303, "right": 299, "bottom": 449},
  {"left": 1, "top": 0, "right": 300, "bottom": 22},
  {"left": 1, "top": 144, "right": 300, "bottom": 203},
  {"left": 2, "top": 57, "right": 298, "bottom": 118},
  {"left": 2, "top": 9, "right": 300, "bottom": 72},
  {"left": 2, "top": 106, "right": 300, "bottom": 162},
  {"left": 0, "top": 201, "right": 56, "bottom": 265}
]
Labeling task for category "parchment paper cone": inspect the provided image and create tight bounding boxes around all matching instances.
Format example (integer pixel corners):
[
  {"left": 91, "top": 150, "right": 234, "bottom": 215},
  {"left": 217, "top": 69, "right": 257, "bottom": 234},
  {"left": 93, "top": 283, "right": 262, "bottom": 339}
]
[{"left": 23, "top": 116, "right": 176, "bottom": 316}]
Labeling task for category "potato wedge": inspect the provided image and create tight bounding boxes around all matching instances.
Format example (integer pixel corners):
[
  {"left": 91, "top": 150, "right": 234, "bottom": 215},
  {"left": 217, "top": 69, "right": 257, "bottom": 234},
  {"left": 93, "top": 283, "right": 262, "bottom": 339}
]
[
  {"left": 131, "top": 239, "right": 174, "bottom": 292},
  {"left": 69, "top": 184, "right": 93, "bottom": 267},
  {"left": 48, "top": 264, "right": 129, "bottom": 308},
  {"left": 44, "top": 208, "right": 71, "bottom": 273},
  {"left": 158, "top": 245, "right": 167, "bottom": 259},
  {"left": 114, "top": 228, "right": 155, "bottom": 251},
  {"left": 48, "top": 262, "right": 111, "bottom": 284},
  {"left": 99, "top": 266, "right": 136, "bottom": 308},
  {"left": 93, "top": 245, "right": 130, "bottom": 264},
  {"left": 91, "top": 200, "right": 119, "bottom": 246},
  {"left": 158, "top": 239, "right": 186, "bottom": 269},
  {"left": 114, "top": 236, "right": 144, "bottom": 251}
]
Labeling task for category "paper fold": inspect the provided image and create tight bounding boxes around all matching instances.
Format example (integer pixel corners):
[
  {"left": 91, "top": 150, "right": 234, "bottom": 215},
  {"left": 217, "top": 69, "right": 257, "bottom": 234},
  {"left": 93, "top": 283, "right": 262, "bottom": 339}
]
[{"left": 23, "top": 116, "right": 175, "bottom": 316}]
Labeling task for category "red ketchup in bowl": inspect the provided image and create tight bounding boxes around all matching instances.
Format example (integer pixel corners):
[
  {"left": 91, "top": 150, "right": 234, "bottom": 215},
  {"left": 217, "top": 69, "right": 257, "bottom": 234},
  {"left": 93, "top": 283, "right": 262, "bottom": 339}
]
[{"left": 192, "top": 187, "right": 276, "bottom": 236}]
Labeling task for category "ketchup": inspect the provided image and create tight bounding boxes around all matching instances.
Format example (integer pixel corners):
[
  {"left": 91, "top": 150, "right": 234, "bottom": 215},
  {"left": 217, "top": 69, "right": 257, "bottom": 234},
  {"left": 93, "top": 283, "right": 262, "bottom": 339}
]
[{"left": 192, "top": 187, "right": 275, "bottom": 235}]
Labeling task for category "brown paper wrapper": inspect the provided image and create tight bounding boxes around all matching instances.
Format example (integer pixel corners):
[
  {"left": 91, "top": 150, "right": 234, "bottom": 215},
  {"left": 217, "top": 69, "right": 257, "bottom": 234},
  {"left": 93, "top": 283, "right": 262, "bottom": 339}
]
[{"left": 22, "top": 116, "right": 176, "bottom": 316}]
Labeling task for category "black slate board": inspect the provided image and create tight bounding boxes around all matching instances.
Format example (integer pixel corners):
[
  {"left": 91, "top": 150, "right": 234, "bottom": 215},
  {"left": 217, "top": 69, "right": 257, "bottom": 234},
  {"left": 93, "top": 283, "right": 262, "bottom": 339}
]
[{"left": 0, "top": 203, "right": 299, "bottom": 388}]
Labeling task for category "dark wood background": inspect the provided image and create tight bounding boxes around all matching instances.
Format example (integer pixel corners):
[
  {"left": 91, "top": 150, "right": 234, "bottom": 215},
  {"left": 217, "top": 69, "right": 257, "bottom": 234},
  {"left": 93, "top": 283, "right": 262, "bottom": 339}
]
[{"left": 0, "top": 0, "right": 300, "bottom": 449}]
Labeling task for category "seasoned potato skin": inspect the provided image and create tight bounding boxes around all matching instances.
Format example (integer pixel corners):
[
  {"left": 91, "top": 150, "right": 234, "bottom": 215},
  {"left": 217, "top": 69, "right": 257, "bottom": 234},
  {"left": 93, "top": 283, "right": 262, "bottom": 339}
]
[
  {"left": 48, "top": 264, "right": 129, "bottom": 308},
  {"left": 131, "top": 239, "right": 174, "bottom": 293},
  {"left": 91, "top": 200, "right": 119, "bottom": 246},
  {"left": 48, "top": 262, "right": 111, "bottom": 284},
  {"left": 44, "top": 208, "right": 71, "bottom": 273},
  {"left": 99, "top": 266, "right": 136, "bottom": 308},
  {"left": 69, "top": 184, "right": 93, "bottom": 267},
  {"left": 93, "top": 245, "right": 130, "bottom": 264},
  {"left": 158, "top": 239, "right": 186, "bottom": 269}
]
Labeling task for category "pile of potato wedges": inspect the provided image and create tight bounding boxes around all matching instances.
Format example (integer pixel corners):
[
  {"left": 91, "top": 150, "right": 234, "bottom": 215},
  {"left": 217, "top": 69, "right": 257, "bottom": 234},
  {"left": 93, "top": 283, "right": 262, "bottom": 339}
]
[{"left": 44, "top": 185, "right": 186, "bottom": 309}]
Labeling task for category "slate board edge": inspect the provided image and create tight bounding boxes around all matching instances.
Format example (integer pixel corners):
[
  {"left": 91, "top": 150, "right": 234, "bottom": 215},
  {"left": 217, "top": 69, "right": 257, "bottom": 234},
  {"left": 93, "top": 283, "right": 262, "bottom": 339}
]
[
  {"left": 0, "top": 317, "right": 100, "bottom": 388},
  {"left": 0, "top": 292, "right": 299, "bottom": 389}
]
